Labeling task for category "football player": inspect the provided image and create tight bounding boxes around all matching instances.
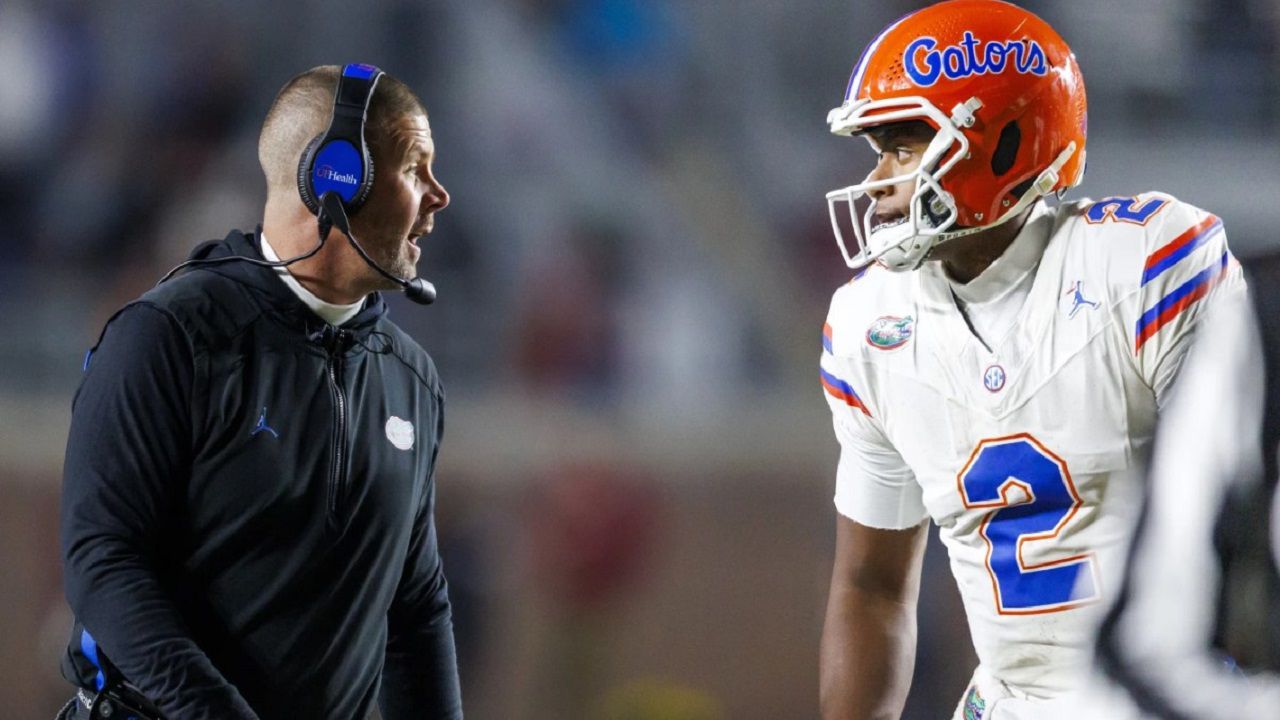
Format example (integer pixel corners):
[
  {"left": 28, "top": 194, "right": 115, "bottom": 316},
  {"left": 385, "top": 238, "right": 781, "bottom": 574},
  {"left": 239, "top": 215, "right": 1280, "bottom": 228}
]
[{"left": 816, "top": 2, "right": 1244, "bottom": 719}]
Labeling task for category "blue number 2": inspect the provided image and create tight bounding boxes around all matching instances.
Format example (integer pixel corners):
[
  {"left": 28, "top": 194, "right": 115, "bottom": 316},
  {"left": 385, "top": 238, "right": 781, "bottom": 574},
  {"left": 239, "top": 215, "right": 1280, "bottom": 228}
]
[
  {"left": 1085, "top": 196, "right": 1168, "bottom": 225},
  {"left": 957, "top": 434, "right": 1099, "bottom": 615}
]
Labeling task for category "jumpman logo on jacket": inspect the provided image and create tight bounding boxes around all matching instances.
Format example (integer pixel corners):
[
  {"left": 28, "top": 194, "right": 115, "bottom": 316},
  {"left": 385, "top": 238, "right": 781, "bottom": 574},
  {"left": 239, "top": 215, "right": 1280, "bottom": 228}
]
[
  {"left": 1065, "top": 281, "right": 1099, "bottom": 319},
  {"left": 251, "top": 406, "right": 279, "bottom": 438}
]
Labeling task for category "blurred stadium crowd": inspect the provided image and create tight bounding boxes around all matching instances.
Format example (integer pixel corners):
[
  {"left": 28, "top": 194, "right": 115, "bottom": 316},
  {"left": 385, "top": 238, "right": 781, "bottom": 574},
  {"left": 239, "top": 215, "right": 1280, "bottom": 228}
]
[{"left": 1, "top": 0, "right": 1278, "bottom": 717}]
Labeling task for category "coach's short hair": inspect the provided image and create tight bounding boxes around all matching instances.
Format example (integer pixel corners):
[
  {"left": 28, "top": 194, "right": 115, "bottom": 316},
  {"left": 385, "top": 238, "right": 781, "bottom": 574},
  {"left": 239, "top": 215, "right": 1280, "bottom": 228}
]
[{"left": 258, "top": 65, "right": 426, "bottom": 198}]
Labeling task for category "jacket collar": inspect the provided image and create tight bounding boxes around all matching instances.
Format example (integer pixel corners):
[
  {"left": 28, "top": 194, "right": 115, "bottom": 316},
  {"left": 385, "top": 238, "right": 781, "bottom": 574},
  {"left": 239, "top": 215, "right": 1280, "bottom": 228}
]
[{"left": 187, "top": 228, "right": 390, "bottom": 340}]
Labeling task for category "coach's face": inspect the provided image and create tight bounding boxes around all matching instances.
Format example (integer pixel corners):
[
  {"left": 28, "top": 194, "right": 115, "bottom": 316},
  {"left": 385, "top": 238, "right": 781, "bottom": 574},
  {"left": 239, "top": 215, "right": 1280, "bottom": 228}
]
[{"left": 353, "top": 113, "right": 450, "bottom": 285}]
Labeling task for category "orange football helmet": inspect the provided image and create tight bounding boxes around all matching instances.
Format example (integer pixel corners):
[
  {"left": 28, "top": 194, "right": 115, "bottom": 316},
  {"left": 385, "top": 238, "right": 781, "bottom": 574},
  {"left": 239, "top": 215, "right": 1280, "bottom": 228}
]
[{"left": 826, "top": 0, "right": 1087, "bottom": 270}]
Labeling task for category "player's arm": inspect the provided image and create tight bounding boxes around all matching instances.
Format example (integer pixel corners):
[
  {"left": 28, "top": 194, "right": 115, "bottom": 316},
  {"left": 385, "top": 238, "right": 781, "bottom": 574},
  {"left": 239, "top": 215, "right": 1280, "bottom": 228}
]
[
  {"left": 817, "top": 313, "right": 929, "bottom": 720},
  {"left": 821, "top": 516, "right": 928, "bottom": 720},
  {"left": 61, "top": 303, "right": 258, "bottom": 719}
]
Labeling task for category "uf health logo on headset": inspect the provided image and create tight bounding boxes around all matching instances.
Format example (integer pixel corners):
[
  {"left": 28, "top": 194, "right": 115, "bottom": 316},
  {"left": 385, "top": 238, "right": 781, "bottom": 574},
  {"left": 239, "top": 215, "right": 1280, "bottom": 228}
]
[
  {"left": 904, "top": 31, "right": 1048, "bottom": 87},
  {"left": 316, "top": 165, "right": 359, "bottom": 186}
]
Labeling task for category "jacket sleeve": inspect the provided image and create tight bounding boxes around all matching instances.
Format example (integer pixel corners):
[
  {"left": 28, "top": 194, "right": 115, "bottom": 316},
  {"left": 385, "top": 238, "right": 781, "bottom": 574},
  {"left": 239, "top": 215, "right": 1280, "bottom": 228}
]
[
  {"left": 60, "top": 302, "right": 258, "bottom": 719},
  {"left": 379, "top": 399, "right": 463, "bottom": 720}
]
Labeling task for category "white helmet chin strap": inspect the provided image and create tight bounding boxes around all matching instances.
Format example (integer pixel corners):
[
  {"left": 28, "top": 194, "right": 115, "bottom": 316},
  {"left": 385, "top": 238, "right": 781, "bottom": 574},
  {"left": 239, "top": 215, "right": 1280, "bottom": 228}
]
[{"left": 825, "top": 95, "right": 1079, "bottom": 272}]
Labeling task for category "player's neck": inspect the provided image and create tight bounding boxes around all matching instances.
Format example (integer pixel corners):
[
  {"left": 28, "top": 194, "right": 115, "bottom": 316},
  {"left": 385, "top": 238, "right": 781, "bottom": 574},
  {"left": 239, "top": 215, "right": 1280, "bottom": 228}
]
[{"left": 933, "top": 207, "right": 1034, "bottom": 285}]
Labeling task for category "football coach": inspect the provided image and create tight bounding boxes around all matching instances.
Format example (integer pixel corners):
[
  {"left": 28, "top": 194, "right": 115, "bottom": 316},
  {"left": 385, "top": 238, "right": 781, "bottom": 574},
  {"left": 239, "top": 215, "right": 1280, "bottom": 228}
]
[{"left": 56, "top": 64, "right": 462, "bottom": 719}]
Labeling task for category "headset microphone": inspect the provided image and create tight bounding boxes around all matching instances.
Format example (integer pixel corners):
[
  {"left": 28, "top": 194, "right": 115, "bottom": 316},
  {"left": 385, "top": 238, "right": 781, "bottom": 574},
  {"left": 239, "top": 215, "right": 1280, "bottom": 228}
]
[{"left": 318, "top": 191, "right": 437, "bottom": 305}]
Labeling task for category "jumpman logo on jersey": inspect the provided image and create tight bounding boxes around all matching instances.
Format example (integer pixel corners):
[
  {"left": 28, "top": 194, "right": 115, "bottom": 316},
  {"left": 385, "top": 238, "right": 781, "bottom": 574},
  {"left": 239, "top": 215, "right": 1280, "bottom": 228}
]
[
  {"left": 1064, "top": 280, "right": 1099, "bottom": 319},
  {"left": 250, "top": 406, "right": 279, "bottom": 438}
]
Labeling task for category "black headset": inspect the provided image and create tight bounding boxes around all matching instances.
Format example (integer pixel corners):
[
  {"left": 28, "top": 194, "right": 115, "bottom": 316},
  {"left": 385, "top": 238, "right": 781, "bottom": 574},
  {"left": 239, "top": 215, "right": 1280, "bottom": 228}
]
[
  {"left": 159, "top": 63, "right": 436, "bottom": 305},
  {"left": 297, "top": 63, "right": 380, "bottom": 217}
]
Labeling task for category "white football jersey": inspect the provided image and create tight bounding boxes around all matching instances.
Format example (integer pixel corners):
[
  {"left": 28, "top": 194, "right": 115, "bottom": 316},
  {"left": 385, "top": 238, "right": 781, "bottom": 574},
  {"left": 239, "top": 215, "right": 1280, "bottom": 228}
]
[{"left": 820, "top": 194, "right": 1244, "bottom": 698}]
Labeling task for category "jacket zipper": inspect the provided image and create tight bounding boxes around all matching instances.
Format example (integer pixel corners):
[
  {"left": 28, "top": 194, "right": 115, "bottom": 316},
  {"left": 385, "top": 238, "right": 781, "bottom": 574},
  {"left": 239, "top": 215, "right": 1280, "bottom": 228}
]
[{"left": 325, "top": 328, "right": 349, "bottom": 529}]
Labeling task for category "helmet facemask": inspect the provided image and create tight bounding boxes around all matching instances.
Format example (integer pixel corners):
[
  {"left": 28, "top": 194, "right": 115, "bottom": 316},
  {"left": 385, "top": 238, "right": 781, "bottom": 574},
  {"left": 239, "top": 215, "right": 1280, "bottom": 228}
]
[{"left": 825, "top": 97, "right": 974, "bottom": 272}]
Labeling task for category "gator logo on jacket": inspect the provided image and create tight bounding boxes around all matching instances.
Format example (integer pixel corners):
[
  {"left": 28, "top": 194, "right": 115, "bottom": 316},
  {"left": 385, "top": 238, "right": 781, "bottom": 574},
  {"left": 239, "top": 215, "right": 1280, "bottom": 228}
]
[{"left": 385, "top": 416, "right": 414, "bottom": 451}]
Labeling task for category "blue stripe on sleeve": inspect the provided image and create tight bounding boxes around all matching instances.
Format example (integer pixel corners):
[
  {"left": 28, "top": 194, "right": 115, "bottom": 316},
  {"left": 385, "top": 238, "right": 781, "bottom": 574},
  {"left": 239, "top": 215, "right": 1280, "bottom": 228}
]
[
  {"left": 1135, "top": 250, "right": 1228, "bottom": 341},
  {"left": 80, "top": 628, "right": 106, "bottom": 692},
  {"left": 1141, "top": 220, "right": 1223, "bottom": 287}
]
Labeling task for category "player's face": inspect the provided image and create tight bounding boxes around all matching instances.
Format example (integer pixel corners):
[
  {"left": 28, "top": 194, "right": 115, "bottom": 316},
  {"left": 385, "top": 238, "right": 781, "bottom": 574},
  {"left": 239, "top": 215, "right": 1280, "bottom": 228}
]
[
  {"left": 353, "top": 113, "right": 450, "bottom": 284},
  {"left": 862, "top": 122, "right": 934, "bottom": 236}
]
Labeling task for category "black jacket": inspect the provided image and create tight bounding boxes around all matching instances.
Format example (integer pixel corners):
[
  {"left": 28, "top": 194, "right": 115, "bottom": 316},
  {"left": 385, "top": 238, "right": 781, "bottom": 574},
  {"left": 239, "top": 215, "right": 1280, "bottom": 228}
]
[{"left": 59, "top": 230, "right": 462, "bottom": 719}]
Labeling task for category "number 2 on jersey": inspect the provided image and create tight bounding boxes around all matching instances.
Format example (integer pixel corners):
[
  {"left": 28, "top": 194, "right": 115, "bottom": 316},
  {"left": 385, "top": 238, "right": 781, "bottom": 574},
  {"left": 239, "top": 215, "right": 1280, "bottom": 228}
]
[
  {"left": 957, "top": 434, "right": 1099, "bottom": 614},
  {"left": 1084, "top": 196, "right": 1168, "bottom": 225}
]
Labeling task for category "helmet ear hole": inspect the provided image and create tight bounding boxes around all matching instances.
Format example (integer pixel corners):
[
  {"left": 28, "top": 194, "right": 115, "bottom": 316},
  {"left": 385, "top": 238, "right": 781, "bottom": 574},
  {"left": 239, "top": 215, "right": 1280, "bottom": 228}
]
[
  {"left": 990, "top": 121, "right": 1021, "bottom": 176},
  {"left": 920, "top": 188, "right": 950, "bottom": 228}
]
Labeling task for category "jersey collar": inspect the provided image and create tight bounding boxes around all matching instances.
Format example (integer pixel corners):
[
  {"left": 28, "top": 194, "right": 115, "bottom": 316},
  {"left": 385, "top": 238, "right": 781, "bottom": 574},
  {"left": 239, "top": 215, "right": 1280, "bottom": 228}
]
[{"left": 948, "top": 201, "right": 1054, "bottom": 306}]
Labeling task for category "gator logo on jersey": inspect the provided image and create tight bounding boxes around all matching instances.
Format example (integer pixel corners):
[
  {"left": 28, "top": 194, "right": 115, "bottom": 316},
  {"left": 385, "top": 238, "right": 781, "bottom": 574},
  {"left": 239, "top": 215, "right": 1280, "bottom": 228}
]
[
  {"left": 866, "top": 315, "right": 914, "bottom": 350},
  {"left": 962, "top": 684, "right": 986, "bottom": 720}
]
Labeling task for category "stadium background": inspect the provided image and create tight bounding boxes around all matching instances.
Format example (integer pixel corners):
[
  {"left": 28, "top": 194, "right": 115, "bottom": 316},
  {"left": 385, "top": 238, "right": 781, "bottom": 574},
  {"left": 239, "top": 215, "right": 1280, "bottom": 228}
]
[{"left": 1, "top": 0, "right": 1277, "bottom": 717}]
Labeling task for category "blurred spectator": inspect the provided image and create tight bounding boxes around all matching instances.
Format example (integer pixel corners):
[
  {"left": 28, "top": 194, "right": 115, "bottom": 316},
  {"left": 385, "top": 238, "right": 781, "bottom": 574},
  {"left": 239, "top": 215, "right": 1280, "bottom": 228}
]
[{"left": 513, "top": 217, "right": 628, "bottom": 399}]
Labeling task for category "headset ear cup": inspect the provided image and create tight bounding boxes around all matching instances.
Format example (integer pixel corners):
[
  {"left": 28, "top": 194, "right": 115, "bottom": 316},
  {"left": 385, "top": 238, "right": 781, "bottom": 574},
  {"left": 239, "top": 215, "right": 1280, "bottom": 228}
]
[
  {"left": 348, "top": 148, "right": 375, "bottom": 214},
  {"left": 297, "top": 135, "right": 324, "bottom": 215}
]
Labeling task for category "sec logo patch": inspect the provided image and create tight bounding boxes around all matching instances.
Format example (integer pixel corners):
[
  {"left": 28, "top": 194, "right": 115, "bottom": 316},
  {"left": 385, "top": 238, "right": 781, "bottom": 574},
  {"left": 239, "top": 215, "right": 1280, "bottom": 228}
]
[{"left": 983, "top": 364, "right": 1006, "bottom": 393}]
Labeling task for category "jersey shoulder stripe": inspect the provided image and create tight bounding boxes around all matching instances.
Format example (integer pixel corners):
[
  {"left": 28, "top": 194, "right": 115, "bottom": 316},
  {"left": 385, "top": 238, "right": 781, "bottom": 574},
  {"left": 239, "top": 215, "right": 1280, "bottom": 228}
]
[
  {"left": 1135, "top": 249, "right": 1231, "bottom": 351},
  {"left": 1066, "top": 193, "right": 1235, "bottom": 355},
  {"left": 820, "top": 320, "right": 871, "bottom": 416},
  {"left": 819, "top": 365, "right": 871, "bottom": 416},
  {"left": 1141, "top": 214, "right": 1224, "bottom": 287}
]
